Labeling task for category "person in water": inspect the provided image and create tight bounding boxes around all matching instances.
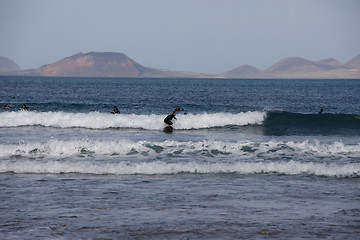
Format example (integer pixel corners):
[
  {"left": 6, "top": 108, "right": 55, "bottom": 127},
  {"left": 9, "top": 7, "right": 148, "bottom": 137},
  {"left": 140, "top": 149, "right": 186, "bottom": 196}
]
[
  {"left": 111, "top": 106, "right": 120, "bottom": 114},
  {"left": 164, "top": 112, "right": 177, "bottom": 125},
  {"left": 20, "top": 104, "right": 31, "bottom": 110},
  {"left": 3, "top": 104, "right": 11, "bottom": 109},
  {"left": 318, "top": 108, "right": 324, "bottom": 114},
  {"left": 174, "top": 106, "right": 185, "bottom": 112},
  {"left": 174, "top": 106, "right": 187, "bottom": 115}
]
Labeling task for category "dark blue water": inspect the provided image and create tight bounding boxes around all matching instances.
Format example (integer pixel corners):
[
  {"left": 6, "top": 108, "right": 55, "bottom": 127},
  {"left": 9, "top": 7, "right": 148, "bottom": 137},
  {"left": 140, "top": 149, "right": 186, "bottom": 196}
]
[
  {"left": 2, "top": 76, "right": 360, "bottom": 114},
  {"left": 1, "top": 76, "right": 359, "bottom": 239}
]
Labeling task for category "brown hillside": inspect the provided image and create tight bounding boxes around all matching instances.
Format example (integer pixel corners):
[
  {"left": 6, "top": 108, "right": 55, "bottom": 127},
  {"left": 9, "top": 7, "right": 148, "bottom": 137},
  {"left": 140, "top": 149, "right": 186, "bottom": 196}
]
[{"left": 35, "top": 52, "right": 148, "bottom": 77}]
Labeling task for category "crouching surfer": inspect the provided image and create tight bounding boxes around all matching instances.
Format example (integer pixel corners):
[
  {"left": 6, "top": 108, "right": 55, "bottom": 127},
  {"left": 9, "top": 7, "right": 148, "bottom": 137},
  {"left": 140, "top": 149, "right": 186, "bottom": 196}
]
[
  {"left": 164, "top": 112, "right": 177, "bottom": 126},
  {"left": 111, "top": 106, "right": 120, "bottom": 114},
  {"left": 163, "top": 112, "right": 177, "bottom": 133}
]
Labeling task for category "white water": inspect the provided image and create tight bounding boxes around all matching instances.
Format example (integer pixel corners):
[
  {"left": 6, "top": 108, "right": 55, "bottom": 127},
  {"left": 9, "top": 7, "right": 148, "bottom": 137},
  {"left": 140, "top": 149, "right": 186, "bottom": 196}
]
[
  {"left": 1, "top": 156, "right": 359, "bottom": 177},
  {"left": 2, "top": 139, "right": 359, "bottom": 158},
  {"left": 1, "top": 139, "right": 359, "bottom": 177},
  {"left": 0, "top": 111, "right": 266, "bottom": 129}
]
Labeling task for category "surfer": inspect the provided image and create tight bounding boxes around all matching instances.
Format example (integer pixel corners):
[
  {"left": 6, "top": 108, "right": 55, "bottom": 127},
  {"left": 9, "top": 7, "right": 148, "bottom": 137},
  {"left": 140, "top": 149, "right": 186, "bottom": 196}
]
[
  {"left": 20, "top": 104, "right": 31, "bottom": 110},
  {"left": 174, "top": 106, "right": 185, "bottom": 112},
  {"left": 164, "top": 112, "right": 177, "bottom": 125},
  {"left": 318, "top": 108, "right": 323, "bottom": 114},
  {"left": 174, "top": 106, "right": 187, "bottom": 115},
  {"left": 3, "top": 104, "right": 11, "bottom": 109},
  {"left": 111, "top": 106, "right": 120, "bottom": 114}
]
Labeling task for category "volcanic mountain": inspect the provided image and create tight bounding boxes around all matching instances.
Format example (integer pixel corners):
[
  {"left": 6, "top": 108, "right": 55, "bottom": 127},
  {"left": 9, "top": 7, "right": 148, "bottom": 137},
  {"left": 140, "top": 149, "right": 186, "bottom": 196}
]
[
  {"left": 0, "top": 56, "right": 21, "bottom": 73},
  {"left": 10, "top": 52, "right": 360, "bottom": 78},
  {"left": 20, "top": 52, "right": 151, "bottom": 77},
  {"left": 223, "top": 65, "right": 261, "bottom": 77},
  {"left": 17, "top": 52, "right": 210, "bottom": 78}
]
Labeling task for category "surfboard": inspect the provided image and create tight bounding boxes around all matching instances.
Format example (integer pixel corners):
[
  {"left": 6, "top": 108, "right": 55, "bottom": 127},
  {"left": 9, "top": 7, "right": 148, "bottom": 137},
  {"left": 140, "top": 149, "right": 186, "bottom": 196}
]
[{"left": 163, "top": 126, "right": 173, "bottom": 133}]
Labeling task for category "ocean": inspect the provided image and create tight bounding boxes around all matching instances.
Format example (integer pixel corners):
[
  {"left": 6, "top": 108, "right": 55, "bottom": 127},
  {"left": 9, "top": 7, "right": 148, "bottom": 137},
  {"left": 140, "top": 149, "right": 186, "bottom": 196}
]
[{"left": 0, "top": 76, "right": 359, "bottom": 239}]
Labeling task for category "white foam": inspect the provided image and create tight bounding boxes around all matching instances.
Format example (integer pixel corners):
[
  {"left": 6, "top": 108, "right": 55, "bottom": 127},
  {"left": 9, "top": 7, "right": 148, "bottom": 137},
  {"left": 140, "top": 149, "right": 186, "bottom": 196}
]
[
  {"left": 1, "top": 159, "right": 359, "bottom": 177},
  {"left": 1, "top": 139, "right": 360, "bottom": 159},
  {"left": 0, "top": 111, "right": 266, "bottom": 130},
  {"left": 1, "top": 139, "right": 360, "bottom": 177}
]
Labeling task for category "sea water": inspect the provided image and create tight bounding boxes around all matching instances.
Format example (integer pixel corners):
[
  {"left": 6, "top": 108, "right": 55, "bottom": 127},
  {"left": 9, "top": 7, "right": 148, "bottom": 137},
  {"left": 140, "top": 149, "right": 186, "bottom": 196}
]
[{"left": 0, "top": 76, "right": 359, "bottom": 239}]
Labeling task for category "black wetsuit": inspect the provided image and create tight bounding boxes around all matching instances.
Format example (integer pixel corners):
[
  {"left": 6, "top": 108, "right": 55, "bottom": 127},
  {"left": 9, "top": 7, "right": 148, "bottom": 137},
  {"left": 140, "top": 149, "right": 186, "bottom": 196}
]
[
  {"left": 164, "top": 114, "right": 176, "bottom": 125},
  {"left": 111, "top": 107, "right": 120, "bottom": 114}
]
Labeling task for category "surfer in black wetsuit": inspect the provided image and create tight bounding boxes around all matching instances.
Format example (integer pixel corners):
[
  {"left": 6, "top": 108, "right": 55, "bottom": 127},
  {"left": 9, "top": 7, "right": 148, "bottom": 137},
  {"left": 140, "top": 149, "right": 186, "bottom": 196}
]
[
  {"left": 164, "top": 112, "right": 177, "bottom": 125},
  {"left": 318, "top": 108, "right": 323, "bottom": 114},
  {"left": 111, "top": 106, "right": 120, "bottom": 114}
]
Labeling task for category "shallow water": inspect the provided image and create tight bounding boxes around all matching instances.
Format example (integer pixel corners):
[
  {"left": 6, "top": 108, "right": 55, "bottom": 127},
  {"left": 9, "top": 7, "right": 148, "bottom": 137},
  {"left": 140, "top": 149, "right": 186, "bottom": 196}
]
[{"left": 1, "top": 174, "right": 359, "bottom": 239}]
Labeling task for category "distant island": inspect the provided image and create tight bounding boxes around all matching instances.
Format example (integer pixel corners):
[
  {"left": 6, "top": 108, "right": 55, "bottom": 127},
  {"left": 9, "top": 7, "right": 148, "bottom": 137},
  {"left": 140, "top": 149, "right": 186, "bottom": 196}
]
[
  {"left": 1, "top": 52, "right": 360, "bottom": 78},
  {"left": 0, "top": 57, "right": 21, "bottom": 73},
  {"left": 230, "top": 55, "right": 360, "bottom": 79}
]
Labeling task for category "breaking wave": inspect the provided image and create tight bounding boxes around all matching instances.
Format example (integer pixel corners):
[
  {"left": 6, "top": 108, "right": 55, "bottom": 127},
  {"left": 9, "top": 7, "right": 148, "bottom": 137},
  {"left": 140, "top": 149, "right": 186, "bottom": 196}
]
[
  {"left": 1, "top": 110, "right": 359, "bottom": 136},
  {"left": 0, "top": 111, "right": 265, "bottom": 130},
  {"left": 1, "top": 139, "right": 359, "bottom": 178},
  {"left": 1, "top": 159, "right": 359, "bottom": 178}
]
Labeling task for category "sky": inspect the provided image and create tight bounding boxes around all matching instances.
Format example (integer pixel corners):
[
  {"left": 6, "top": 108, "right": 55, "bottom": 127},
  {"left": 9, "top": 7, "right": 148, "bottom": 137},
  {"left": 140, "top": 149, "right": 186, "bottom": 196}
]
[{"left": 1, "top": 0, "right": 359, "bottom": 74}]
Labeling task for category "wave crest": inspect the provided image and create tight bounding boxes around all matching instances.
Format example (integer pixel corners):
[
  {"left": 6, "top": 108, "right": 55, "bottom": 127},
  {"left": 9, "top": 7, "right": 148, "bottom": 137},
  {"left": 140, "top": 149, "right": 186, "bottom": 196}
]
[
  {"left": 1, "top": 159, "right": 359, "bottom": 178},
  {"left": 0, "top": 111, "right": 265, "bottom": 130},
  {"left": 1, "top": 139, "right": 359, "bottom": 178}
]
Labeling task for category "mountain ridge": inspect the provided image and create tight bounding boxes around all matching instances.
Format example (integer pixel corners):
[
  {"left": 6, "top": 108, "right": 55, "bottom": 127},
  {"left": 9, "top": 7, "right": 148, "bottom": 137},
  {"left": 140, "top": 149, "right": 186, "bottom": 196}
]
[
  {"left": 222, "top": 55, "right": 360, "bottom": 78},
  {"left": 253, "top": 56, "right": 360, "bottom": 78},
  {"left": 2, "top": 52, "right": 360, "bottom": 78}
]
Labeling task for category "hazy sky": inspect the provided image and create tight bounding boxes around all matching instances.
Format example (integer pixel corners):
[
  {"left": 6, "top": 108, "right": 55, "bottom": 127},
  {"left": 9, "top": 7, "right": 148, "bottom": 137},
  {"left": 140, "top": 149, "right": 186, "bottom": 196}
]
[{"left": 1, "top": 0, "right": 359, "bottom": 73}]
